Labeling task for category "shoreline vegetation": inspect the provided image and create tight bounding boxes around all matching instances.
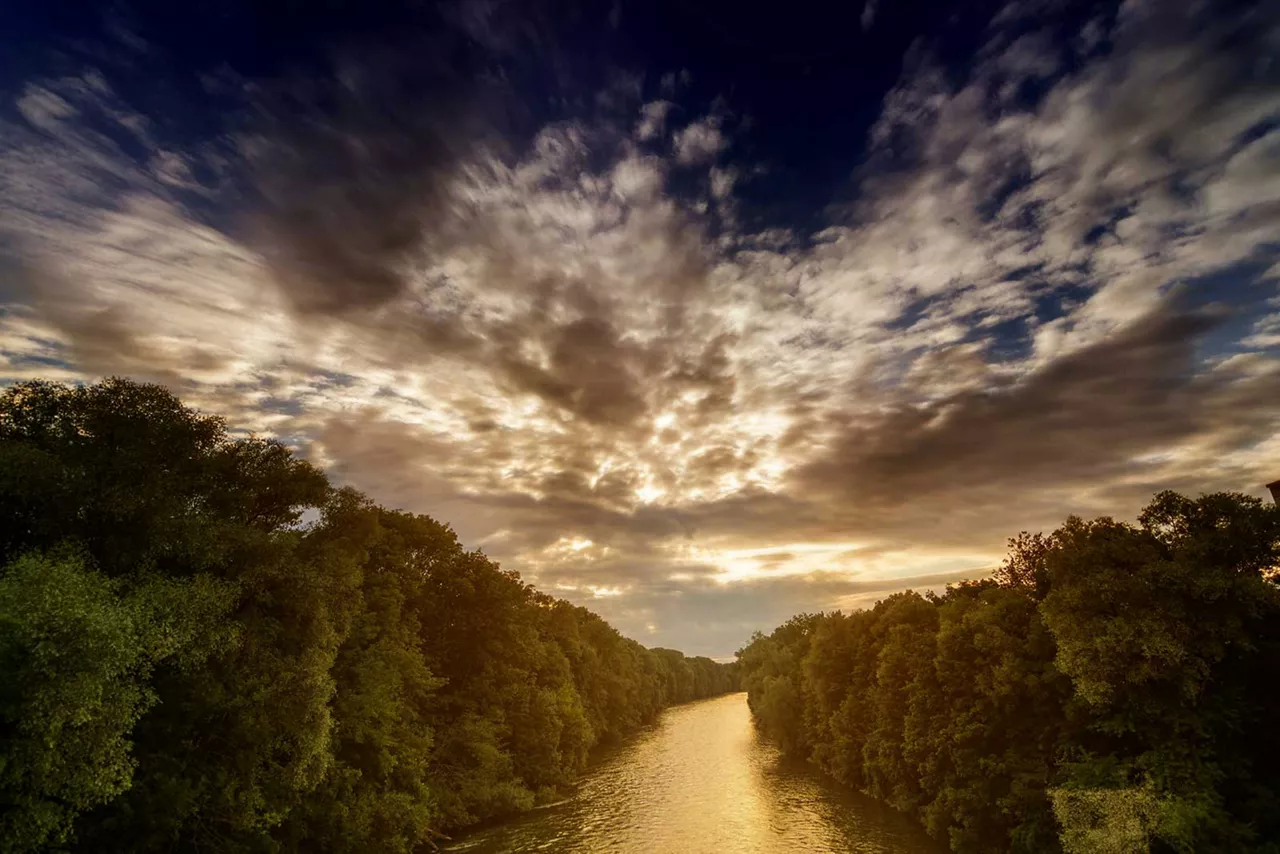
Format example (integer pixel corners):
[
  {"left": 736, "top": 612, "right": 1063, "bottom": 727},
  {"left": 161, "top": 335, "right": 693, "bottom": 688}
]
[
  {"left": 737, "top": 489, "right": 1280, "bottom": 853},
  {"left": 0, "top": 379, "right": 737, "bottom": 854}
]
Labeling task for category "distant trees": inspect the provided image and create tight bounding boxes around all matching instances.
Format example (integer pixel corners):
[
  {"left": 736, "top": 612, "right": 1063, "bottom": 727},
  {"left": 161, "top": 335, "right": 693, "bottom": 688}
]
[
  {"left": 0, "top": 379, "right": 735, "bottom": 854},
  {"left": 739, "top": 491, "right": 1280, "bottom": 853}
]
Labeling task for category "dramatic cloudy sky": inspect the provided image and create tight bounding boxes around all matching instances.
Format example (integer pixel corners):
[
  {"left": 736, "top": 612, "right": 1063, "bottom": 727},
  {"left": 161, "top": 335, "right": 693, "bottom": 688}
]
[{"left": 2, "top": 0, "right": 1278, "bottom": 656}]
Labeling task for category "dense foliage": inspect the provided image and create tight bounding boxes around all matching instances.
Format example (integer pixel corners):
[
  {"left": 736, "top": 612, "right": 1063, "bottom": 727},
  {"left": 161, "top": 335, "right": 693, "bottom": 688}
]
[
  {"left": 739, "top": 493, "right": 1280, "bottom": 853},
  {"left": 0, "top": 379, "right": 736, "bottom": 853}
]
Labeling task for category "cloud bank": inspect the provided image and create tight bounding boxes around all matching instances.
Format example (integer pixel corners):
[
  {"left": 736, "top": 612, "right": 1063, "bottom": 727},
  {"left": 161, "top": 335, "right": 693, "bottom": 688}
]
[{"left": 1, "top": 0, "right": 1277, "bottom": 656}]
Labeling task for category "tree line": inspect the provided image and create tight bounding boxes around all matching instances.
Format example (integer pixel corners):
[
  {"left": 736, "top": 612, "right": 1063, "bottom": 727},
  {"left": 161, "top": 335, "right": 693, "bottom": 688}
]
[
  {"left": 738, "top": 490, "right": 1280, "bottom": 852},
  {"left": 0, "top": 379, "right": 737, "bottom": 853}
]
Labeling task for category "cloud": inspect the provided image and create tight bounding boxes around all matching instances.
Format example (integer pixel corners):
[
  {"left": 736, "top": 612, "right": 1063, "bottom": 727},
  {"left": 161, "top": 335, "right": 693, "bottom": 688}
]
[
  {"left": 239, "top": 50, "right": 515, "bottom": 318},
  {"left": 673, "top": 117, "right": 727, "bottom": 164},
  {"left": 635, "top": 100, "right": 672, "bottom": 141},
  {"left": 795, "top": 302, "right": 1280, "bottom": 546},
  {"left": 2, "top": 0, "right": 1278, "bottom": 657},
  {"left": 860, "top": 0, "right": 878, "bottom": 31},
  {"left": 494, "top": 315, "right": 652, "bottom": 427}
]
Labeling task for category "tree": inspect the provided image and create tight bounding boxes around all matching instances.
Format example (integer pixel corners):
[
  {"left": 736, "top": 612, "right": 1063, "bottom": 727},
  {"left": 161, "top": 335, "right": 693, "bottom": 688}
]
[
  {"left": 1041, "top": 493, "right": 1280, "bottom": 851},
  {"left": 0, "top": 552, "right": 235, "bottom": 853},
  {"left": 738, "top": 490, "right": 1280, "bottom": 854}
]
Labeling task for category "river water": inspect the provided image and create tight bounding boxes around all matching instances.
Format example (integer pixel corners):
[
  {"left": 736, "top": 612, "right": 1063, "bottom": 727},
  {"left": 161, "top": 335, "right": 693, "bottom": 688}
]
[{"left": 447, "top": 692, "right": 944, "bottom": 854}]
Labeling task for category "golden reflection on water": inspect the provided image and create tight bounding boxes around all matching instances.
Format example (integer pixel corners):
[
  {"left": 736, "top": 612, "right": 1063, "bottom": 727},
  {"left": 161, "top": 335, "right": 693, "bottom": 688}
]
[{"left": 448, "top": 692, "right": 943, "bottom": 854}]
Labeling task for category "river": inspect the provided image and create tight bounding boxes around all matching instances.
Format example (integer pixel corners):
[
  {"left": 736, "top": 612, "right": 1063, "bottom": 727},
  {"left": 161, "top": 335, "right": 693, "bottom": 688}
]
[{"left": 447, "top": 692, "right": 944, "bottom": 853}]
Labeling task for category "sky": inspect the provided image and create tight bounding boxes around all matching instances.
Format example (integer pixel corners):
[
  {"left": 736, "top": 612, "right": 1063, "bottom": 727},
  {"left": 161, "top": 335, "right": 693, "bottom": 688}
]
[{"left": 1, "top": 0, "right": 1278, "bottom": 657}]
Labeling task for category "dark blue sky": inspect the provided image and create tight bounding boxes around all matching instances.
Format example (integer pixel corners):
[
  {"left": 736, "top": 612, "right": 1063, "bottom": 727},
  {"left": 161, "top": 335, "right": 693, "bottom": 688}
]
[{"left": 1, "top": 0, "right": 1128, "bottom": 233}]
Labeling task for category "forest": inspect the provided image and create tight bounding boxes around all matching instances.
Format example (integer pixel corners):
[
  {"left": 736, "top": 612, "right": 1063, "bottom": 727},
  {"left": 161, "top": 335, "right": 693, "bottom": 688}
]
[
  {"left": 738, "top": 490, "right": 1280, "bottom": 852},
  {"left": 0, "top": 379, "right": 737, "bottom": 854}
]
